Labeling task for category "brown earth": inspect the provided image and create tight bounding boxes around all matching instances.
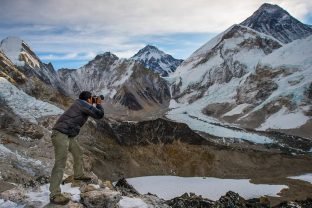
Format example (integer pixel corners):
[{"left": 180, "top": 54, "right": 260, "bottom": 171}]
[{"left": 78, "top": 119, "right": 312, "bottom": 205}]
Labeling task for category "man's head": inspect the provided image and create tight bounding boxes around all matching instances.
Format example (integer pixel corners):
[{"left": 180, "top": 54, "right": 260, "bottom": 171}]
[{"left": 79, "top": 91, "right": 92, "bottom": 102}]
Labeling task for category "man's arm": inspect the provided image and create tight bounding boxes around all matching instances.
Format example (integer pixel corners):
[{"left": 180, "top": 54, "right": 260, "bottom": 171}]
[{"left": 79, "top": 100, "right": 104, "bottom": 119}]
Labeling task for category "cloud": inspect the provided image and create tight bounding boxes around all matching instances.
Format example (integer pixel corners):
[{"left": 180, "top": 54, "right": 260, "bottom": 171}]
[
  {"left": 39, "top": 52, "right": 97, "bottom": 61},
  {"left": 0, "top": 0, "right": 311, "bottom": 68},
  {"left": 1, "top": 0, "right": 311, "bottom": 34}
]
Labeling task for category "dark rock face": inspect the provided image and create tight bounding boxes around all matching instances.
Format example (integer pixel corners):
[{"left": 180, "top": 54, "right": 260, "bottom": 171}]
[
  {"left": 166, "top": 191, "right": 312, "bottom": 208},
  {"left": 108, "top": 118, "right": 210, "bottom": 145},
  {"left": 241, "top": 3, "right": 312, "bottom": 43},
  {"left": 114, "top": 89, "right": 143, "bottom": 110},
  {"left": 112, "top": 64, "right": 171, "bottom": 110},
  {"left": 166, "top": 192, "right": 214, "bottom": 208},
  {"left": 0, "top": 107, "right": 44, "bottom": 140},
  {"left": 307, "top": 83, "right": 312, "bottom": 100},
  {"left": 115, "top": 178, "right": 140, "bottom": 196},
  {"left": 236, "top": 66, "right": 286, "bottom": 104},
  {"left": 212, "top": 191, "right": 247, "bottom": 208}
]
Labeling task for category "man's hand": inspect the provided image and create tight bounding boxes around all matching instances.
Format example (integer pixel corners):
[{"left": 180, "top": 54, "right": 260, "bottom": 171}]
[{"left": 96, "top": 97, "right": 102, "bottom": 105}]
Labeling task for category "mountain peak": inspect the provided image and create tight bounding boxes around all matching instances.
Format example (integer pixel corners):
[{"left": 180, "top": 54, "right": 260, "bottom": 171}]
[
  {"left": 1, "top": 36, "right": 23, "bottom": 45},
  {"left": 132, "top": 45, "right": 165, "bottom": 58},
  {"left": 84, "top": 52, "right": 119, "bottom": 69},
  {"left": 240, "top": 3, "right": 312, "bottom": 43},
  {"left": 94, "top": 52, "right": 118, "bottom": 60},
  {"left": 131, "top": 45, "right": 183, "bottom": 77},
  {"left": 258, "top": 3, "right": 284, "bottom": 14},
  {"left": 143, "top": 44, "right": 160, "bottom": 51},
  {"left": 0, "top": 36, "right": 24, "bottom": 66}
]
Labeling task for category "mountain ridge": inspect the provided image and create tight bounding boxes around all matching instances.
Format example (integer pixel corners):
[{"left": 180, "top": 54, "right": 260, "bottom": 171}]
[{"left": 240, "top": 3, "right": 312, "bottom": 43}]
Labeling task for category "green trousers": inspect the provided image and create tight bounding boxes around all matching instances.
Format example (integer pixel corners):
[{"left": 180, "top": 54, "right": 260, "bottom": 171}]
[{"left": 49, "top": 130, "right": 84, "bottom": 197}]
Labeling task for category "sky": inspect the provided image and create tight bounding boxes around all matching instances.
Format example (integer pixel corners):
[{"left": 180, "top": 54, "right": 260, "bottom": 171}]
[{"left": 0, "top": 0, "right": 312, "bottom": 69}]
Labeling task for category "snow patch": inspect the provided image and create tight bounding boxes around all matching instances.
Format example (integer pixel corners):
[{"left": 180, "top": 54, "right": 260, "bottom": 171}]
[
  {"left": 257, "top": 107, "right": 310, "bottom": 130},
  {"left": 112, "top": 62, "right": 134, "bottom": 87},
  {"left": 169, "top": 99, "right": 181, "bottom": 109},
  {"left": 0, "top": 77, "right": 63, "bottom": 124},
  {"left": 261, "top": 35, "right": 312, "bottom": 68},
  {"left": 166, "top": 79, "right": 272, "bottom": 144},
  {"left": 127, "top": 176, "right": 287, "bottom": 200},
  {"left": 0, "top": 199, "right": 22, "bottom": 208},
  {"left": 25, "top": 183, "right": 80, "bottom": 207},
  {"left": 223, "top": 104, "right": 251, "bottom": 117},
  {"left": 117, "top": 196, "right": 148, "bottom": 208},
  {"left": 18, "top": 135, "right": 32, "bottom": 142},
  {"left": 0, "top": 37, "right": 24, "bottom": 66},
  {"left": 288, "top": 174, "right": 312, "bottom": 184},
  {"left": 0, "top": 144, "right": 44, "bottom": 176}
]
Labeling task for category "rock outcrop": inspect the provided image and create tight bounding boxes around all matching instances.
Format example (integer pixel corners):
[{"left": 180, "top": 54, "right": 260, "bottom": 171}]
[{"left": 107, "top": 118, "right": 210, "bottom": 145}]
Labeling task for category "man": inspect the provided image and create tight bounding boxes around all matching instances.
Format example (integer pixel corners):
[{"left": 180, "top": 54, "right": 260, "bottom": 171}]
[{"left": 49, "top": 91, "right": 104, "bottom": 205}]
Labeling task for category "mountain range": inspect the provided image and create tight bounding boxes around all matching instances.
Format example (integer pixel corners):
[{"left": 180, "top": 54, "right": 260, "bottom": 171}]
[
  {"left": 0, "top": 3, "right": 311, "bottom": 134},
  {"left": 168, "top": 3, "right": 312, "bottom": 139},
  {"left": 1, "top": 3, "right": 312, "bottom": 207}
]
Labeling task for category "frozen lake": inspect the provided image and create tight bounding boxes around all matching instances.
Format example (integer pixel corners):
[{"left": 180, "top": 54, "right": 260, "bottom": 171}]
[{"left": 126, "top": 175, "right": 288, "bottom": 200}]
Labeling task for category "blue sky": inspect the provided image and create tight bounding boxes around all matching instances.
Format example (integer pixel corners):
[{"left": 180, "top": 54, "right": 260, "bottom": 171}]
[{"left": 0, "top": 0, "right": 312, "bottom": 70}]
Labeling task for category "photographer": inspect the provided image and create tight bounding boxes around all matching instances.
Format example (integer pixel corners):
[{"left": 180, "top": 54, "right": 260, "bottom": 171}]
[{"left": 49, "top": 91, "right": 104, "bottom": 205}]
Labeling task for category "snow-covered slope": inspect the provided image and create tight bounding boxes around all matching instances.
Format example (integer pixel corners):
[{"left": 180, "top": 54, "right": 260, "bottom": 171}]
[
  {"left": 131, "top": 45, "right": 183, "bottom": 77},
  {"left": 249, "top": 35, "right": 312, "bottom": 130},
  {"left": 170, "top": 24, "right": 282, "bottom": 98},
  {"left": 241, "top": 3, "right": 312, "bottom": 44},
  {"left": 0, "top": 37, "right": 64, "bottom": 90},
  {"left": 167, "top": 22, "right": 311, "bottom": 139},
  {"left": 58, "top": 52, "right": 171, "bottom": 112},
  {"left": 0, "top": 77, "right": 63, "bottom": 124}
]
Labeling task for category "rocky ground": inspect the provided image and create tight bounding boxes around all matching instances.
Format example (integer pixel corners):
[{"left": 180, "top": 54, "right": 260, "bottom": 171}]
[
  {"left": 1, "top": 175, "right": 311, "bottom": 208},
  {"left": 1, "top": 113, "right": 312, "bottom": 207}
]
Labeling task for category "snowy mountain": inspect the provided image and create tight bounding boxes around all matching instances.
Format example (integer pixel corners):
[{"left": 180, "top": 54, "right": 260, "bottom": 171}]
[
  {"left": 240, "top": 3, "right": 312, "bottom": 44},
  {"left": 58, "top": 52, "right": 170, "bottom": 117},
  {"left": 131, "top": 45, "right": 183, "bottom": 77},
  {"left": 0, "top": 50, "right": 27, "bottom": 84},
  {"left": 0, "top": 37, "right": 64, "bottom": 91},
  {"left": 167, "top": 23, "right": 311, "bottom": 139},
  {"left": 170, "top": 24, "right": 282, "bottom": 100}
]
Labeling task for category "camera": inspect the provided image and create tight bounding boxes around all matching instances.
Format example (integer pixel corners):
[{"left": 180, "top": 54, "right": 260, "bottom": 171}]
[{"left": 91, "top": 95, "right": 104, "bottom": 104}]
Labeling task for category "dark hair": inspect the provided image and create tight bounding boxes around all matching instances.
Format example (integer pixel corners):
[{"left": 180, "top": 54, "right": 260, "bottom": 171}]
[{"left": 79, "top": 91, "right": 92, "bottom": 101}]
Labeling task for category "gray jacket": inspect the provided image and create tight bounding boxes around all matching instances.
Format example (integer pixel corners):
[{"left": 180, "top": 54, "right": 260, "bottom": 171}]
[{"left": 53, "top": 99, "right": 104, "bottom": 137}]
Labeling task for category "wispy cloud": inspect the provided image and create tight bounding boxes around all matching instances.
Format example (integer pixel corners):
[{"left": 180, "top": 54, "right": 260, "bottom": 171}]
[{"left": 1, "top": 0, "right": 311, "bottom": 69}]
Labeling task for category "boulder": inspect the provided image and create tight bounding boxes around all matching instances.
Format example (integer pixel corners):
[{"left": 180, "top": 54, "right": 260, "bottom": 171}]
[
  {"left": 80, "top": 189, "right": 122, "bottom": 208},
  {"left": 115, "top": 178, "right": 140, "bottom": 196},
  {"left": 212, "top": 191, "right": 247, "bottom": 208}
]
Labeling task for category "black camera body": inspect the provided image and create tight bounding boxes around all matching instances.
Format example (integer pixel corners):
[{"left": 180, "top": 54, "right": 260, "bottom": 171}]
[{"left": 92, "top": 95, "right": 104, "bottom": 104}]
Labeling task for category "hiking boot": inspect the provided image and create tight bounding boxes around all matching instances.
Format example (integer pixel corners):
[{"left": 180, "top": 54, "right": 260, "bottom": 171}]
[
  {"left": 50, "top": 193, "right": 70, "bottom": 205},
  {"left": 74, "top": 175, "right": 92, "bottom": 182}
]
